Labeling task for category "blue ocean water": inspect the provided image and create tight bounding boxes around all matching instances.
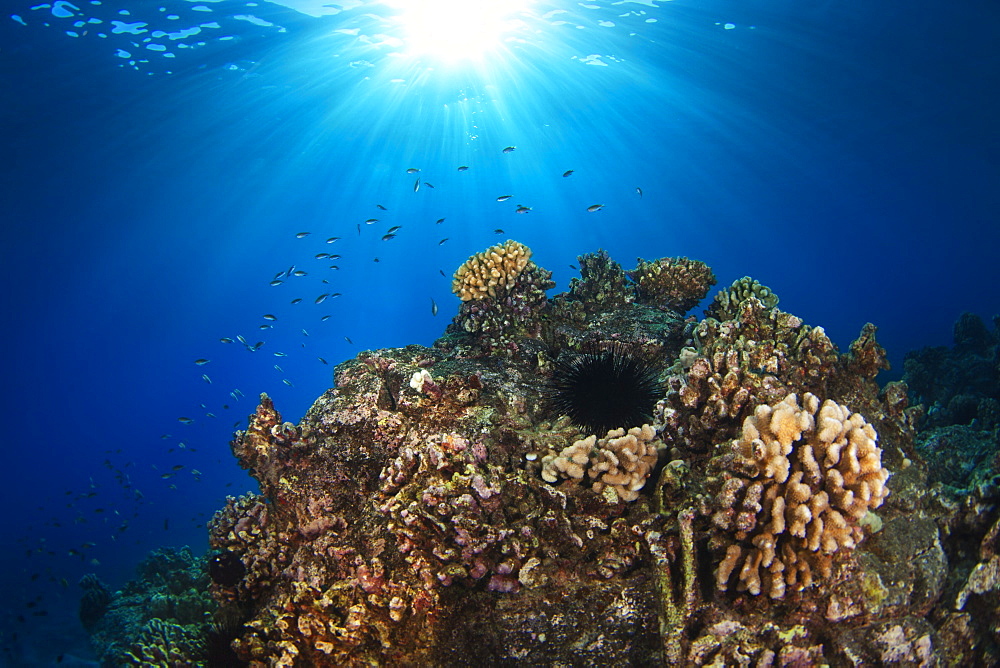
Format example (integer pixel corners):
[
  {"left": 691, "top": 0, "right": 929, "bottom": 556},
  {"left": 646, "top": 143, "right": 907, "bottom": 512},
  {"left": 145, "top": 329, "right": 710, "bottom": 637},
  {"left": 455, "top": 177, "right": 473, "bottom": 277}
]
[{"left": 2, "top": 0, "right": 998, "bottom": 663}]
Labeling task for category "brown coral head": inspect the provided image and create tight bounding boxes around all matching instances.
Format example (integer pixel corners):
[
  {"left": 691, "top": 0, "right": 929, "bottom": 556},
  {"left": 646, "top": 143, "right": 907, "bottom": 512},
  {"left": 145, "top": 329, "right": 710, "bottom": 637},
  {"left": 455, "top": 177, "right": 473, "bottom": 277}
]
[{"left": 452, "top": 240, "right": 532, "bottom": 301}]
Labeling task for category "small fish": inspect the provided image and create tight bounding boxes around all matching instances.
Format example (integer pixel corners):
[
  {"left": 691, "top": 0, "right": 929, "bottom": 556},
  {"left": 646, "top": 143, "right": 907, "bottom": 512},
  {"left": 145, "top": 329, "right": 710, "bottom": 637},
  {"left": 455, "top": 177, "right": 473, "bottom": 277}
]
[
  {"left": 219, "top": 337, "right": 234, "bottom": 344},
  {"left": 431, "top": 298, "right": 438, "bottom": 316},
  {"left": 345, "top": 336, "right": 354, "bottom": 344},
  {"left": 321, "top": 315, "right": 332, "bottom": 321},
  {"left": 406, "top": 167, "right": 420, "bottom": 174},
  {"left": 377, "top": 204, "right": 387, "bottom": 210},
  {"left": 356, "top": 224, "right": 361, "bottom": 235},
  {"left": 387, "top": 225, "right": 402, "bottom": 233},
  {"left": 293, "top": 270, "right": 307, "bottom": 277},
  {"left": 326, "top": 236, "right": 341, "bottom": 243},
  {"left": 172, "top": 464, "right": 184, "bottom": 471},
  {"left": 569, "top": 264, "right": 578, "bottom": 270},
  {"left": 290, "top": 298, "right": 303, "bottom": 305},
  {"left": 424, "top": 182, "right": 435, "bottom": 188},
  {"left": 316, "top": 293, "right": 330, "bottom": 304},
  {"left": 328, "top": 254, "right": 342, "bottom": 259},
  {"left": 413, "top": 178, "right": 420, "bottom": 192},
  {"left": 330, "top": 292, "right": 342, "bottom": 298},
  {"left": 270, "top": 280, "right": 284, "bottom": 286},
  {"left": 636, "top": 187, "right": 643, "bottom": 197},
  {"left": 194, "top": 359, "right": 210, "bottom": 365},
  {"left": 237, "top": 335, "right": 248, "bottom": 345},
  {"left": 315, "top": 252, "right": 330, "bottom": 259},
  {"left": 457, "top": 165, "right": 468, "bottom": 171},
  {"left": 201, "top": 374, "right": 211, "bottom": 384},
  {"left": 515, "top": 205, "right": 532, "bottom": 214},
  {"left": 365, "top": 218, "right": 379, "bottom": 224},
  {"left": 439, "top": 269, "right": 446, "bottom": 277},
  {"left": 502, "top": 146, "right": 516, "bottom": 153},
  {"left": 178, "top": 417, "right": 194, "bottom": 424},
  {"left": 562, "top": 169, "right": 574, "bottom": 177},
  {"left": 251, "top": 342, "right": 263, "bottom": 351},
  {"left": 587, "top": 204, "right": 604, "bottom": 212},
  {"left": 273, "top": 270, "right": 285, "bottom": 280},
  {"left": 263, "top": 314, "right": 277, "bottom": 321},
  {"left": 282, "top": 379, "right": 293, "bottom": 387},
  {"left": 374, "top": 257, "right": 380, "bottom": 262},
  {"left": 496, "top": 195, "right": 512, "bottom": 202},
  {"left": 436, "top": 218, "right": 445, "bottom": 224},
  {"left": 494, "top": 228, "right": 505, "bottom": 234},
  {"left": 295, "top": 231, "right": 311, "bottom": 238},
  {"left": 301, "top": 329, "right": 309, "bottom": 336},
  {"left": 438, "top": 238, "right": 449, "bottom": 245},
  {"left": 259, "top": 324, "right": 272, "bottom": 330},
  {"left": 329, "top": 265, "right": 340, "bottom": 270},
  {"left": 318, "top": 357, "right": 328, "bottom": 364},
  {"left": 274, "top": 352, "right": 287, "bottom": 357},
  {"left": 275, "top": 364, "right": 283, "bottom": 372},
  {"left": 381, "top": 233, "right": 396, "bottom": 241}
]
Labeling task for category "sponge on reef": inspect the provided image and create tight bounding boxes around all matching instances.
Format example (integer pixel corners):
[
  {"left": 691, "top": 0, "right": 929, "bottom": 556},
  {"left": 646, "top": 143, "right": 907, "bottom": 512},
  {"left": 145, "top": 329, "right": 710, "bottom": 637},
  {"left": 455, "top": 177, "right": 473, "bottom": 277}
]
[
  {"left": 710, "top": 392, "right": 890, "bottom": 599},
  {"left": 452, "top": 240, "right": 532, "bottom": 301}
]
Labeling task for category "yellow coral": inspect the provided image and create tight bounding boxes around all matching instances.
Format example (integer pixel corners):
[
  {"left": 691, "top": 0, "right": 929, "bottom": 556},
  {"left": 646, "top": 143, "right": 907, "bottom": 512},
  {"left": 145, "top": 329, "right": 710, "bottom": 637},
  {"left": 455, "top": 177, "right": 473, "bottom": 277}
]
[
  {"left": 451, "top": 240, "right": 532, "bottom": 301},
  {"left": 713, "top": 392, "right": 890, "bottom": 598}
]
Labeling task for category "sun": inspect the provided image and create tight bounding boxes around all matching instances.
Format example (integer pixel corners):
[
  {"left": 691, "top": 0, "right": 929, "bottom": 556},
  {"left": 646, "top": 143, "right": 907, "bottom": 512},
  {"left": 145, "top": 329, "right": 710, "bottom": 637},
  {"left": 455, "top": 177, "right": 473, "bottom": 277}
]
[{"left": 387, "top": 0, "right": 531, "bottom": 63}]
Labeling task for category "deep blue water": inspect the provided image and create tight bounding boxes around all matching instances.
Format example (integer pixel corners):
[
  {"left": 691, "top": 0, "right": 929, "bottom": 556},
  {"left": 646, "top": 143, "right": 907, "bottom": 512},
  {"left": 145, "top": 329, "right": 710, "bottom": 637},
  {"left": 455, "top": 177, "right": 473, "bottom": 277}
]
[{"left": 2, "top": 0, "right": 998, "bottom": 663}]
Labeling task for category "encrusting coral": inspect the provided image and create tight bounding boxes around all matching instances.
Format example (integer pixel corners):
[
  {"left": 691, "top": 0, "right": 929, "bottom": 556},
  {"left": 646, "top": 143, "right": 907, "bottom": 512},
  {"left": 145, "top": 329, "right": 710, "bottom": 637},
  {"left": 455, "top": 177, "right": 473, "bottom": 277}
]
[
  {"left": 540, "top": 424, "right": 662, "bottom": 502},
  {"left": 451, "top": 239, "right": 533, "bottom": 301},
  {"left": 708, "top": 392, "right": 890, "bottom": 599}
]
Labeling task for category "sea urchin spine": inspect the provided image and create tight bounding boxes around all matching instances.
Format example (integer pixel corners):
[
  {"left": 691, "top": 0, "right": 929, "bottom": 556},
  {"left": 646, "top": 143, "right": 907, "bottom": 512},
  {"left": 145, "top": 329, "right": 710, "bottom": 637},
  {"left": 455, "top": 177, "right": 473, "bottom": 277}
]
[{"left": 547, "top": 345, "right": 663, "bottom": 436}]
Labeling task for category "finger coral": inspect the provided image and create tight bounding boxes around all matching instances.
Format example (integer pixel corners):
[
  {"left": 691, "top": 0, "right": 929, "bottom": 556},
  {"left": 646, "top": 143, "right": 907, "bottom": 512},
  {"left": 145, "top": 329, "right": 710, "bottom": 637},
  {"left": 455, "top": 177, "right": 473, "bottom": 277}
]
[
  {"left": 709, "top": 392, "right": 890, "bottom": 599},
  {"left": 452, "top": 239, "right": 533, "bottom": 301},
  {"left": 541, "top": 425, "right": 662, "bottom": 502}
]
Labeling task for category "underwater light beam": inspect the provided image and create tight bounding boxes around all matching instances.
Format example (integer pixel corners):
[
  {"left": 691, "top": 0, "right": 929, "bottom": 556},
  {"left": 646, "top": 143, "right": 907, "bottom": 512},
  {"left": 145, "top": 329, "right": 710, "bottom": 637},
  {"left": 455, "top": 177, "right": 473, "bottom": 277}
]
[{"left": 388, "top": 0, "right": 530, "bottom": 63}]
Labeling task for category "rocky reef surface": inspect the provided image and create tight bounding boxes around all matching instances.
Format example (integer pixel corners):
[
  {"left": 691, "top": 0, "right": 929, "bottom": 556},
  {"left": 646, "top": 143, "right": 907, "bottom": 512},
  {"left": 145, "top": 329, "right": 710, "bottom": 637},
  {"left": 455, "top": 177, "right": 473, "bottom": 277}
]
[{"left": 84, "top": 247, "right": 1000, "bottom": 666}]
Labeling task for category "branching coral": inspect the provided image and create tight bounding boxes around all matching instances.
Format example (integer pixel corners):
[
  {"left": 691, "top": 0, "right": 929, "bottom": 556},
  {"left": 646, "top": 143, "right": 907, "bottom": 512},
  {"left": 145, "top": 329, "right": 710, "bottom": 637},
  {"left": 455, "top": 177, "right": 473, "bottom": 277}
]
[
  {"left": 540, "top": 425, "right": 662, "bottom": 502},
  {"left": 452, "top": 240, "right": 533, "bottom": 301},
  {"left": 708, "top": 392, "right": 890, "bottom": 599},
  {"left": 628, "top": 256, "right": 717, "bottom": 313}
]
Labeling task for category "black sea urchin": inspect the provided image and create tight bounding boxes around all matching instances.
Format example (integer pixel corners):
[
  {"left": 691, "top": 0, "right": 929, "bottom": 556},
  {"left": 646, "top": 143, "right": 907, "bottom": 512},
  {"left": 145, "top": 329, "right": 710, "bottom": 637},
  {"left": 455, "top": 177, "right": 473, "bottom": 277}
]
[{"left": 547, "top": 346, "right": 663, "bottom": 435}]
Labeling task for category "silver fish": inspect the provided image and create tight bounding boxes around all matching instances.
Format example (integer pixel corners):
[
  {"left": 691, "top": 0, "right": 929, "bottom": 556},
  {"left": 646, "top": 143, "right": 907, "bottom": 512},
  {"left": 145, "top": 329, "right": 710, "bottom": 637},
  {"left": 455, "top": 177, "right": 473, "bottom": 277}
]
[
  {"left": 497, "top": 195, "right": 512, "bottom": 202},
  {"left": 431, "top": 298, "right": 438, "bottom": 316},
  {"left": 587, "top": 204, "right": 604, "bottom": 212},
  {"left": 296, "top": 231, "right": 311, "bottom": 238},
  {"left": 502, "top": 146, "right": 516, "bottom": 153}
]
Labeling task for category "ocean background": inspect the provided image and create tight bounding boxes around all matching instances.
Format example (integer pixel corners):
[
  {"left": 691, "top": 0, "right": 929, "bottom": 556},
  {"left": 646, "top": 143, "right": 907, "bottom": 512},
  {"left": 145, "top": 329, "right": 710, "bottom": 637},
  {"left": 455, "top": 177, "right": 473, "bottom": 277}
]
[{"left": 2, "top": 0, "right": 998, "bottom": 663}]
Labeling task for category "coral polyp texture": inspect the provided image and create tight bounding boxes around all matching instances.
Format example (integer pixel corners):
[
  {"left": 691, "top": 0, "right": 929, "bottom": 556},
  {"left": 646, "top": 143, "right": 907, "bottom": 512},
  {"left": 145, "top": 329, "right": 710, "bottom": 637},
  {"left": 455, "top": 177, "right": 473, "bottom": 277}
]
[
  {"left": 705, "top": 275, "right": 779, "bottom": 321},
  {"left": 84, "top": 249, "right": 999, "bottom": 665},
  {"left": 709, "top": 392, "right": 890, "bottom": 599},
  {"left": 451, "top": 239, "right": 533, "bottom": 301},
  {"left": 627, "top": 256, "right": 717, "bottom": 311},
  {"left": 540, "top": 424, "right": 662, "bottom": 502}
]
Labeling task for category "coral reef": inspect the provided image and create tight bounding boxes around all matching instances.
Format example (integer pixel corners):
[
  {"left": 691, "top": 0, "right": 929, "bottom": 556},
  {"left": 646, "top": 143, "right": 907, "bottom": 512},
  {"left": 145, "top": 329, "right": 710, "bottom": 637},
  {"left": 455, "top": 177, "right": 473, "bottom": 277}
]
[
  {"left": 540, "top": 424, "right": 662, "bottom": 502},
  {"left": 705, "top": 275, "right": 779, "bottom": 322},
  {"left": 451, "top": 239, "right": 533, "bottom": 301},
  {"left": 707, "top": 392, "right": 890, "bottom": 599},
  {"left": 82, "top": 546, "right": 216, "bottom": 666},
  {"left": 87, "top": 249, "right": 998, "bottom": 664},
  {"left": 443, "top": 241, "right": 555, "bottom": 354},
  {"left": 628, "top": 256, "right": 717, "bottom": 312}
]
